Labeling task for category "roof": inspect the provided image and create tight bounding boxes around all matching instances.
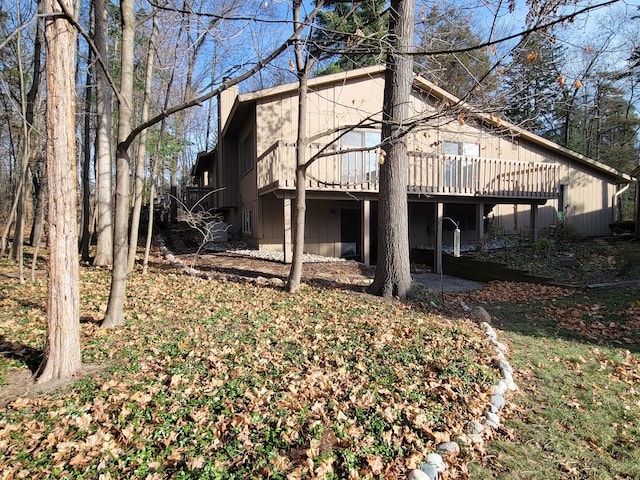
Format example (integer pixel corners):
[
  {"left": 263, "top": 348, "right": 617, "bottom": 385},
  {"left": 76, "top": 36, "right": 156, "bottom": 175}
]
[
  {"left": 191, "top": 149, "right": 215, "bottom": 177},
  {"left": 228, "top": 65, "right": 633, "bottom": 184}
]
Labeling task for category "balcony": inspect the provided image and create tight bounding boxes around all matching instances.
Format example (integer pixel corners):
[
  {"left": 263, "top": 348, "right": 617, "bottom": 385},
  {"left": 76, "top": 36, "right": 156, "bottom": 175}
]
[{"left": 257, "top": 140, "right": 558, "bottom": 199}]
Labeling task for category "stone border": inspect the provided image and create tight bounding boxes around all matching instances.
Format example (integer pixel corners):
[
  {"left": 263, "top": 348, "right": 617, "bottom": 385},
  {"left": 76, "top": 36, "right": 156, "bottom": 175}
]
[{"left": 408, "top": 306, "right": 518, "bottom": 480}]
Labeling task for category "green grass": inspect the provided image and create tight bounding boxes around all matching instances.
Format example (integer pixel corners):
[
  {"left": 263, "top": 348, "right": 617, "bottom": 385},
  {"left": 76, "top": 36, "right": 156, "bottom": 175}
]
[{"left": 468, "top": 285, "right": 640, "bottom": 480}]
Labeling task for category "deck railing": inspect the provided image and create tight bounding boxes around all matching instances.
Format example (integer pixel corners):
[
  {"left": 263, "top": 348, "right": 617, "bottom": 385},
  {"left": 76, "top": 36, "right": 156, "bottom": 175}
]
[
  {"left": 256, "top": 141, "right": 559, "bottom": 198},
  {"left": 183, "top": 186, "right": 218, "bottom": 211}
]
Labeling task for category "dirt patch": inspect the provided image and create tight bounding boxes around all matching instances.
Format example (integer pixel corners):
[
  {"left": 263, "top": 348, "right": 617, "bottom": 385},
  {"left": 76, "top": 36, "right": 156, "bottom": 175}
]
[{"left": 0, "top": 364, "right": 103, "bottom": 407}]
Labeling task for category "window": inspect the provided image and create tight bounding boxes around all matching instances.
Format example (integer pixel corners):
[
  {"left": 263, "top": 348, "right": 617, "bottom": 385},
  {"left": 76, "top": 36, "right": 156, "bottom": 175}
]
[
  {"left": 341, "top": 130, "right": 380, "bottom": 184},
  {"left": 241, "top": 132, "right": 254, "bottom": 175},
  {"left": 443, "top": 141, "right": 480, "bottom": 189},
  {"left": 443, "top": 141, "right": 480, "bottom": 157},
  {"left": 242, "top": 209, "right": 252, "bottom": 234}
]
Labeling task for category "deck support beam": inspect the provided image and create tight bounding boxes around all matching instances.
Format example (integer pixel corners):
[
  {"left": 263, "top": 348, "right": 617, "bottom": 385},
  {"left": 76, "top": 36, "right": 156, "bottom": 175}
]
[
  {"left": 362, "top": 198, "right": 371, "bottom": 266},
  {"left": 477, "top": 202, "right": 485, "bottom": 243},
  {"left": 435, "top": 202, "right": 444, "bottom": 274},
  {"left": 530, "top": 203, "right": 539, "bottom": 241}
]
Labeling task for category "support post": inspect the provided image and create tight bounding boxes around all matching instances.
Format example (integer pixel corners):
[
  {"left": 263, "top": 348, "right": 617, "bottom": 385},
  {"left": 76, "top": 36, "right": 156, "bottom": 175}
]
[
  {"left": 477, "top": 202, "right": 485, "bottom": 242},
  {"left": 283, "top": 197, "right": 293, "bottom": 263},
  {"left": 530, "top": 204, "right": 539, "bottom": 241},
  {"left": 435, "top": 202, "right": 444, "bottom": 274}
]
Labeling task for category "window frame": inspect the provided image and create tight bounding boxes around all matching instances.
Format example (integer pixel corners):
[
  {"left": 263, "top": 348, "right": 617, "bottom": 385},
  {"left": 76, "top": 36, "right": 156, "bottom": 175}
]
[
  {"left": 240, "top": 130, "right": 254, "bottom": 176},
  {"left": 340, "top": 129, "right": 380, "bottom": 184},
  {"left": 242, "top": 208, "right": 252, "bottom": 234},
  {"left": 443, "top": 141, "right": 480, "bottom": 189}
]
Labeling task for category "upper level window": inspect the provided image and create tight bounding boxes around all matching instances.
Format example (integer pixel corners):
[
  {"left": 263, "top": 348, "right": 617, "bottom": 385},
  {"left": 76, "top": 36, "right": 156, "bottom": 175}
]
[
  {"left": 341, "top": 130, "right": 380, "bottom": 184},
  {"left": 443, "top": 141, "right": 480, "bottom": 157},
  {"left": 443, "top": 141, "right": 480, "bottom": 189},
  {"left": 241, "top": 132, "right": 254, "bottom": 175}
]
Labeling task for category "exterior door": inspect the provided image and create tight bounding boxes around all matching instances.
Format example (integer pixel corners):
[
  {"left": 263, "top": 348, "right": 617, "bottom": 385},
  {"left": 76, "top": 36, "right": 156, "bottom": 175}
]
[{"left": 340, "top": 209, "right": 361, "bottom": 261}]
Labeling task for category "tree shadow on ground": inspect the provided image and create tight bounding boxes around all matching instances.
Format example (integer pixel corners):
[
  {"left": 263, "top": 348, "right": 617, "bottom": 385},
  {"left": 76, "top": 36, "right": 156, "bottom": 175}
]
[
  {"left": 0, "top": 335, "right": 42, "bottom": 374},
  {"left": 465, "top": 286, "right": 640, "bottom": 355}
]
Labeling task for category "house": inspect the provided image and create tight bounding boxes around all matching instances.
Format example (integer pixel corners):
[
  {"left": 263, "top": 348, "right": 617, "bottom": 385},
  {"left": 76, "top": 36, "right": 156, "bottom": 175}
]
[{"left": 188, "top": 65, "right": 634, "bottom": 270}]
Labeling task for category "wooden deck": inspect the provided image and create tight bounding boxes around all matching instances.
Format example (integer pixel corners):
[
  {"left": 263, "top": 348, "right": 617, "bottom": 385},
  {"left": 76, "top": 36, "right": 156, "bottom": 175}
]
[{"left": 256, "top": 141, "right": 558, "bottom": 199}]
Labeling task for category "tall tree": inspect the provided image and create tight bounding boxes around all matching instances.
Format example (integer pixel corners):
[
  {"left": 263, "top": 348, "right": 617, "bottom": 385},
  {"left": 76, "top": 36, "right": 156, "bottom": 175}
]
[
  {"left": 37, "top": 0, "right": 81, "bottom": 382},
  {"left": 92, "top": 0, "right": 113, "bottom": 267},
  {"left": 287, "top": 0, "right": 317, "bottom": 293},
  {"left": 500, "top": 32, "right": 564, "bottom": 136},
  {"left": 127, "top": 12, "right": 158, "bottom": 273},
  {"left": 102, "top": 0, "right": 134, "bottom": 328},
  {"left": 311, "top": 0, "right": 388, "bottom": 75},
  {"left": 367, "top": 0, "right": 414, "bottom": 299},
  {"left": 583, "top": 78, "right": 640, "bottom": 172}
]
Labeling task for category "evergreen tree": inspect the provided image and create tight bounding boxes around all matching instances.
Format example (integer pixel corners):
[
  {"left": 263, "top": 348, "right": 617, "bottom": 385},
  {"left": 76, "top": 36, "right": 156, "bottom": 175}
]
[
  {"left": 500, "top": 32, "right": 564, "bottom": 137},
  {"left": 311, "top": 0, "right": 388, "bottom": 75},
  {"left": 584, "top": 79, "right": 640, "bottom": 172},
  {"left": 415, "top": 4, "right": 497, "bottom": 101}
]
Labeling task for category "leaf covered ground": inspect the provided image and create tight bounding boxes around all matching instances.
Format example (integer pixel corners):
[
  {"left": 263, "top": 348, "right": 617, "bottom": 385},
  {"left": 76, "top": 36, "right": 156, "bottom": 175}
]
[
  {"left": 2, "top": 238, "right": 640, "bottom": 479},
  {"left": 476, "top": 237, "right": 640, "bottom": 286},
  {"left": 0, "top": 253, "right": 499, "bottom": 479}
]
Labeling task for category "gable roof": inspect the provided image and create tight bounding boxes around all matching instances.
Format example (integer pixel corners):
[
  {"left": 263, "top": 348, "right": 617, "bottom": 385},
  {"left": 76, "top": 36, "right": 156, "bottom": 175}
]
[{"left": 227, "top": 65, "right": 632, "bottom": 184}]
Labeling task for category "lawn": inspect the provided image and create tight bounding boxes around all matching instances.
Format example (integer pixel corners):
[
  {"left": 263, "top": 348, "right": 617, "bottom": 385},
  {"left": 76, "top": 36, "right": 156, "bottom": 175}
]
[
  {"left": 1, "top": 244, "right": 639, "bottom": 479},
  {"left": 452, "top": 282, "right": 640, "bottom": 480}
]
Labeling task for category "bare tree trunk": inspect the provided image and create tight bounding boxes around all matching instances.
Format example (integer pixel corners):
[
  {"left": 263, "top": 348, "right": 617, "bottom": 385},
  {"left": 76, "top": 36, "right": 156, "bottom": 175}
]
[
  {"left": 30, "top": 162, "right": 46, "bottom": 281},
  {"left": 368, "top": 0, "right": 414, "bottom": 300},
  {"left": 141, "top": 156, "right": 158, "bottom": 275},
  {"left": 128, "top": 14, "right": 158, "bottom": 272},
  {"left": 92, "top": 0, "right": 113, "bottom": 267},
  {"left": 80, "top": 47, "right": 93, "bottom": 262},
  {"left": 286, "top": 69, "right": 308, "bottom": 292},
  {"left": 102, "top": 0, "right": 134, "bottom": 329},
  {"left": 30, "top": 156, "right": 46, "bottom": 248},
  {"left": 37, "top": 0, "right": 81, "bottom": 383},
  {"left": 286, "top": 0, "right": 322, "bottom": 292},
  {"left": 13, "top": 5, "right": 32, "bottom": 271}
]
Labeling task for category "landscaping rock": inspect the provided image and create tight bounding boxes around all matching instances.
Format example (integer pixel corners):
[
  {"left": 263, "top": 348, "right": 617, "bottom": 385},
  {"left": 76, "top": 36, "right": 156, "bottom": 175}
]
[
  {"left": 466, "top": 421, "right": 485, "bottom": 434},
  {"left": 495, "top": 359, "right": 513, "bottom": 374},
  {"left": 490, "top": 393, "right": 506, "bottom": 410},
  {"left": 494, "top": 341, "right": 508, "bottom": 352},
  {"left": 493, "top": 380, "right": 507, "bottom": 395},
  {"left": 419, "top": 463, "right": 439, "bottom": 479},
  {"left": 408, "top": 469, "right": 431, "bottom": 480},
  {"left": 425, "top": 453, "right": 447, "bottom": 472},
  {"left": 436, "top": 441, "right": 460, "bottom": 457},
  {"left": 470, "top": 306, "right": 491, "bottom": 323},
  {"left": 485, "top": 411, "right": 500, "bottom": 425},
  {"left": 483, "top": 418, "right": 500, "bottom": 429}
]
